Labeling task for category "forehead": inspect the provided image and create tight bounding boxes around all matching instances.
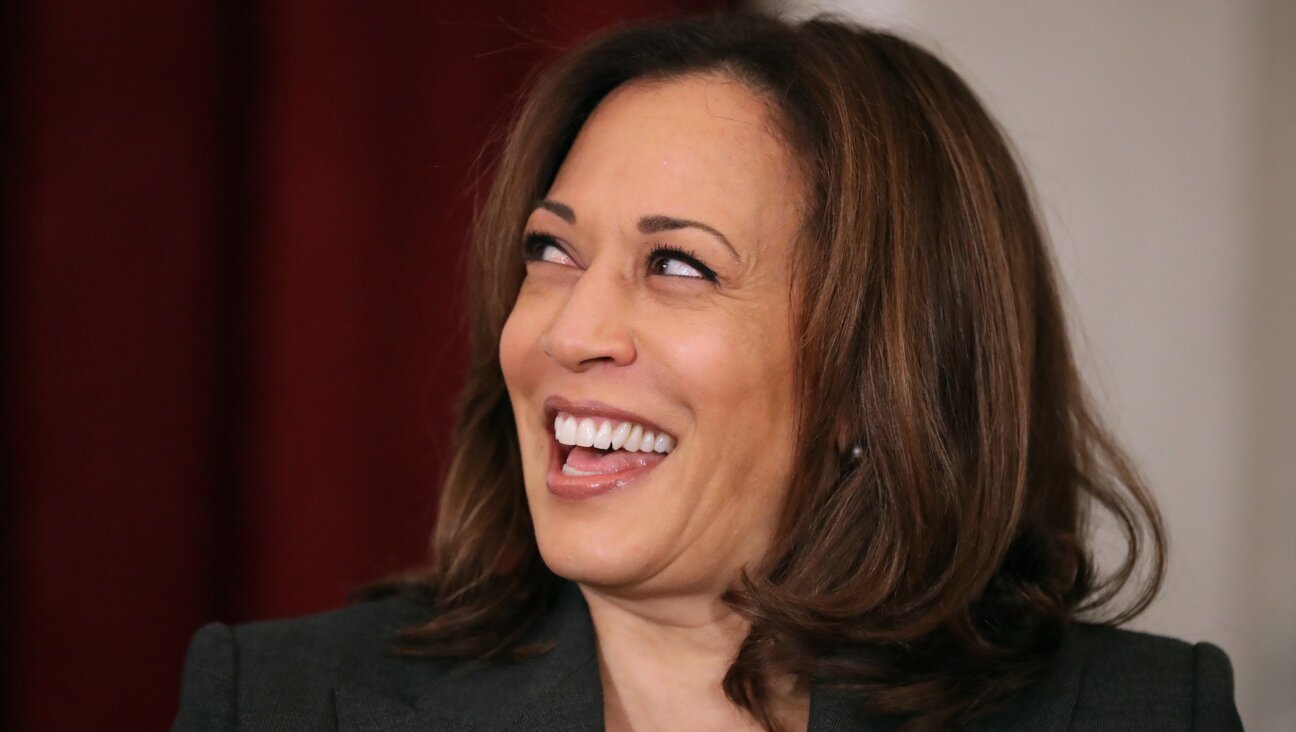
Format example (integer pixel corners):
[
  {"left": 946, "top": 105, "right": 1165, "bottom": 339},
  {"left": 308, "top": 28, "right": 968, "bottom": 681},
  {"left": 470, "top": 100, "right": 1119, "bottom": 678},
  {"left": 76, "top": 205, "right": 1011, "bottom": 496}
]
[{"left": 545, "top": 74, "right": 804, "bottom": 245}]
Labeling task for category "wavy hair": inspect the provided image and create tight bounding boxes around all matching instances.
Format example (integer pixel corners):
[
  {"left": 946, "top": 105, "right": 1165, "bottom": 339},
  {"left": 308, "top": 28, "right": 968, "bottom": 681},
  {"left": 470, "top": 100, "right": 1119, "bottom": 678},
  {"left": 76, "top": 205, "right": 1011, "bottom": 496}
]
[{"left": 376, "top": 12, "right": 1166, "bottom": 730}]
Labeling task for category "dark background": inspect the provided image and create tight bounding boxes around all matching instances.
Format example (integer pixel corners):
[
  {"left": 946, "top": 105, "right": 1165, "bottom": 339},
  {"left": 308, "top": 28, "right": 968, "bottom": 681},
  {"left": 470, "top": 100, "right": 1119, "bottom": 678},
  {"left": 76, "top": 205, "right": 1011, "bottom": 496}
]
[{"left": 2, "top": 1, "right": 728, "bottom": 729}]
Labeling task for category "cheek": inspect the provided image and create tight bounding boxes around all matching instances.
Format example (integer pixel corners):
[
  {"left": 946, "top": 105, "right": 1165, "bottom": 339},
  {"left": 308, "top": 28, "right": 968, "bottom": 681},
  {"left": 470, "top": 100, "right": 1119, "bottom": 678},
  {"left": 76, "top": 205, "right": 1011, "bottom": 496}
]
[
  {"left": 498, "top": 314, "right": 525, "bottom": 388},
  {"left": 499, "top": 301, "right": 554, "bottom": 479},
  {"left": 499, "top": 294, "right": 547, "bottom": 395},
  {"left": 654, "top": 306, "right": 798, "bottom": 506},
  {"left": 663, "top": 311, "right": 795, "bottom": 432},
  {"left": 654, "top": 309, "right": 797, "bottom": 562}
]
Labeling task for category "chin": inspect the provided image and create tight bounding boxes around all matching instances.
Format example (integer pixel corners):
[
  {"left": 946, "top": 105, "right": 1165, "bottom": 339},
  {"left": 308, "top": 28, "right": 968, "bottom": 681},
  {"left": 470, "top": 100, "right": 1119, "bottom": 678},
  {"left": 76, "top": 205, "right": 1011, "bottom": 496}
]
[
  {"left": 526, "top": 485, "right": 663, "bottom": 589},
  {"left": 536, "top": 541, "right": 644, "bottom": 589}
]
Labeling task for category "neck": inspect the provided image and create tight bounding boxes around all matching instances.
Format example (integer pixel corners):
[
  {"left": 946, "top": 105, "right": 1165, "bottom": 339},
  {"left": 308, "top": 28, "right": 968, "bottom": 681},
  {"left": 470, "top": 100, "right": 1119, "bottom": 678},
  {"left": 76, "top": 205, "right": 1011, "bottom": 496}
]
[{"left": 578, "top": 584, "right": 807, "bottom": 732}]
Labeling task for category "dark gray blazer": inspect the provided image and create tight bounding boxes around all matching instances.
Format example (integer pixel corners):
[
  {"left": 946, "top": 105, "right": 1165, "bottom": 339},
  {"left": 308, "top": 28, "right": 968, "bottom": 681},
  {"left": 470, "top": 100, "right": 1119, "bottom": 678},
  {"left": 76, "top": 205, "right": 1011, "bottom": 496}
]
[{"left": 172, "top": 582, "right": 1242, "bottom": 731}]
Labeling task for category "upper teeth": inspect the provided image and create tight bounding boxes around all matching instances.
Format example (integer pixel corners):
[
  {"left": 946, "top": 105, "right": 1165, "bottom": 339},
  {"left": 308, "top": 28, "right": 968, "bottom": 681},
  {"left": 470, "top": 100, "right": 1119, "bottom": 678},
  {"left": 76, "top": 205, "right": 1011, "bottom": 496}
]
[{"left": 553, "top": 413, "right": 675, "bottom": 454}]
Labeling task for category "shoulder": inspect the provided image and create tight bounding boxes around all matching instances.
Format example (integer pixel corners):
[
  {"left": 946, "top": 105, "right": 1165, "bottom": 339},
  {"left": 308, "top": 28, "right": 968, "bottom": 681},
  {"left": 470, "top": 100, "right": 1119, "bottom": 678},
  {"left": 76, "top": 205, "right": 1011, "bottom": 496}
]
[
  {"left": 992, "top": 623, "right": 1242, "bottom": 731},
  {"left": 172, "top": 596, "right": 443, "bottom": 732},
  {"left": 230, "top": 594, "right": 430, "bottom": 669}
]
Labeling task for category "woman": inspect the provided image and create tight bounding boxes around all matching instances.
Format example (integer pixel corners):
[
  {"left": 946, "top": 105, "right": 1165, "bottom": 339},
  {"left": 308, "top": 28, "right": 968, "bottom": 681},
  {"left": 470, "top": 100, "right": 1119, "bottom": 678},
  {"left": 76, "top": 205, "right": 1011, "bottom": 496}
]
[{"left": 173, "top": 12, "right": 1242, "bottom": 731}]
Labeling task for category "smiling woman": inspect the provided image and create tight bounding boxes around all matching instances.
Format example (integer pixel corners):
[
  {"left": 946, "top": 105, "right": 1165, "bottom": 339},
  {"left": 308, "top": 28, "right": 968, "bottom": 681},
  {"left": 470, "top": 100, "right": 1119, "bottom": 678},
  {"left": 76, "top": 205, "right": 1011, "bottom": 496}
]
[
  {"left": 172, "top": 11, "right": 1243, "bottom": 732},
  {"left": 501, "top": 76, "right": 803, "bottom": 610}
]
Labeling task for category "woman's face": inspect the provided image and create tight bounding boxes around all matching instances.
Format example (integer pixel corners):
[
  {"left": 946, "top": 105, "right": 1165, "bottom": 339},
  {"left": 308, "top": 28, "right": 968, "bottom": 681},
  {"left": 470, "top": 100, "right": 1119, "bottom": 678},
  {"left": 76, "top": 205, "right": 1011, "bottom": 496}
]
[{"left": 499, "top": 74, "right": 805, "bottom": 597}]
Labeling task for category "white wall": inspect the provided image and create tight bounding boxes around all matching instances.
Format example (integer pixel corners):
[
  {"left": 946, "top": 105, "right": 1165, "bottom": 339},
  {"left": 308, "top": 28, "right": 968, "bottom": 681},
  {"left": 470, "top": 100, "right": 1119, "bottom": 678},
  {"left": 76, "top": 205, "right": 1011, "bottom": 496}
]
[{"left": 764, "top": 1, "right": 1295, "bottom": 727}]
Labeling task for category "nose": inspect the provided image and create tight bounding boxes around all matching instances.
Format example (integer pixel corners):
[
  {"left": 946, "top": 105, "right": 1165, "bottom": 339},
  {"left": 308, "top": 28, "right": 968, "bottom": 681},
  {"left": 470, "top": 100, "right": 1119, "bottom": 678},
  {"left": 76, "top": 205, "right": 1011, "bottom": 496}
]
[{"left": 540, "top": 264, "right": 636, "bottom": 371}]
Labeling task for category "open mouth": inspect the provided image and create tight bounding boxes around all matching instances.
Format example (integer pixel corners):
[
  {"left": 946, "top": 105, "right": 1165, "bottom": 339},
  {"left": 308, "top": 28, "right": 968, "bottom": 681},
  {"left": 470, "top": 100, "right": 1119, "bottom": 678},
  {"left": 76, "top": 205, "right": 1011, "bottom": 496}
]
[{"left": 545, "top": 411, "right": 675, "bottom": 499}]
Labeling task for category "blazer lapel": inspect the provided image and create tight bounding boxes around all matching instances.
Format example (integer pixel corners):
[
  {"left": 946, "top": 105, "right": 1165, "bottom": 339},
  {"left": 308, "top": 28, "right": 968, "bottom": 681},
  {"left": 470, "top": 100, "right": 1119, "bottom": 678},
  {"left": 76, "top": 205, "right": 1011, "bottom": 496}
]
[
  {"left": 806, "top": 684, "right": 899, "bottom": 732},
  {"left": 334, "top": 581, "right": 604, "bottom": 731},
  {"left": 334, "top": 579, "right": 1084, "bottom": 731},
  {"left": 333, "top": 684, "right": 467, "bottom": 732},
  {"left": 807, "top": 648, "right": 1084, "bottom": 732},
  {"left": 962, "top": 637, "right": 1085, "bottom": 731}
]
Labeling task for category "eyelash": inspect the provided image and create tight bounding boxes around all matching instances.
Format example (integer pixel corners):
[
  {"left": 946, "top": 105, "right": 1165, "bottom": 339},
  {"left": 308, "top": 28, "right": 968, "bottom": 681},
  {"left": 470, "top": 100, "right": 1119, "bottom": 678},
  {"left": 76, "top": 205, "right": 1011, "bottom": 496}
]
[
  {"left": 521, "top": 232, "right": 718, "bottom": 283},
  {"left": 646, "top": 244, "right": 717, "bottom": 282},
  {"left": 521, "top": 231, "right": 562, "bottom": 261}
]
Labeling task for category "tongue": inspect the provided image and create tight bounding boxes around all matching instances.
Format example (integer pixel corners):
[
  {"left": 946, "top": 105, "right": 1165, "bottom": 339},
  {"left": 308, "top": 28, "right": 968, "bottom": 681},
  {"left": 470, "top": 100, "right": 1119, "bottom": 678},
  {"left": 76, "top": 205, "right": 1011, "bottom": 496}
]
[{"left": 564, "top": 445, "right": 666, "bottom": 475}]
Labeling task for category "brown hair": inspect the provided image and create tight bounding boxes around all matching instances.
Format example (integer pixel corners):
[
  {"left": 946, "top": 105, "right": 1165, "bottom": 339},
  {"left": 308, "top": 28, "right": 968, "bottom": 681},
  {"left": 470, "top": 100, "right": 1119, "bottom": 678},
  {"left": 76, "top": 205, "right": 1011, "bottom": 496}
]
[{"left": 379, "top": 11, "right": 1166, "bottom": 730}]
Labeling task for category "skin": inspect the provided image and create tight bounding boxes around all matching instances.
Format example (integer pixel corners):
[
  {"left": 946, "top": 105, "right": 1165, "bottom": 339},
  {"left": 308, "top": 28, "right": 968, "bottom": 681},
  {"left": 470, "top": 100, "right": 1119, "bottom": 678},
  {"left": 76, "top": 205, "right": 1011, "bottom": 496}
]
[{"left": 499, "top": 74, "right": 808, "bottom": 731}]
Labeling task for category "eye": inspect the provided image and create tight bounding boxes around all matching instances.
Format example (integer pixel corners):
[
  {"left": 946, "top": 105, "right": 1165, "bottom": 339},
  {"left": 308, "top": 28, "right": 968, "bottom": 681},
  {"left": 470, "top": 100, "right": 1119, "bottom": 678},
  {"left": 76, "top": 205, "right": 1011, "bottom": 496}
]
[
  {"left": 522, "top": 232, "right": 577, "bottom": 267},
  {"left": 647, "top": 245, "right": 717, "bottom": 282}
]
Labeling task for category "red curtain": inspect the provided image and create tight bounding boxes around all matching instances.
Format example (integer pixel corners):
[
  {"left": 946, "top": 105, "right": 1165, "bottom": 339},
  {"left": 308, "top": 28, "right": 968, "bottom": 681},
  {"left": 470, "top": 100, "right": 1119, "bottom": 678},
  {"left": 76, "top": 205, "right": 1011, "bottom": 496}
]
[{"left": 2, "top": 2, "right": 727, "bottom": 729}]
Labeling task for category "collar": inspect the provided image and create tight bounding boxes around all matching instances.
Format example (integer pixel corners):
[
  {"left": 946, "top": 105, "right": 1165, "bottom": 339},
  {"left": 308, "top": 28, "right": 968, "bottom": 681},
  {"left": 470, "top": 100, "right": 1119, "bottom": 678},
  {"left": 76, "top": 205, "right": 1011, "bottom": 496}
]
[{"left": 332, "top": 581, "right": 1081, "bottom": 731}]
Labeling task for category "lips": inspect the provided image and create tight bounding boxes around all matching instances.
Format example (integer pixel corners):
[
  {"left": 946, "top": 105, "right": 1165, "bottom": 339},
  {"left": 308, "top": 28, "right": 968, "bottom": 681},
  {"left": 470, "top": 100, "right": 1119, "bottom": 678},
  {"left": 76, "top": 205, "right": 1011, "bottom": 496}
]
[
  {"left": 546, "top": 442, "right": 667, "bottom": 499},
  {"left": 541, "top": 396, "right": 675, "bottom": 499}
]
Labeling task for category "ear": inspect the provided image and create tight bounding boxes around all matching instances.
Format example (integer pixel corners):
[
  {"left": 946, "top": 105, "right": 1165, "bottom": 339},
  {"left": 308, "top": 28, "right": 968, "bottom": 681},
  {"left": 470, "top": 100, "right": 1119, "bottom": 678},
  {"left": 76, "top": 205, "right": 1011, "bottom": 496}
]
[{"left": 832, "top": 418, "right": 861, "bottom": 460}]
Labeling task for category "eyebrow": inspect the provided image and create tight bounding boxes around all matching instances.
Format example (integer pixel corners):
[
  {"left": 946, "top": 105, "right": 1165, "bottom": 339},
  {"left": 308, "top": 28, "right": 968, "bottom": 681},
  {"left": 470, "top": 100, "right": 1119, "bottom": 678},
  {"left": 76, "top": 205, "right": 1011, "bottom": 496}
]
[
  {"left": 638, "top": 214, "right": 739, "bottom": 262},
  {"left": 534, "top": 199, "right": 575, "bottom": 224},
  {"left": 532, "top": 199, "right": 740, "bottom": 262}
]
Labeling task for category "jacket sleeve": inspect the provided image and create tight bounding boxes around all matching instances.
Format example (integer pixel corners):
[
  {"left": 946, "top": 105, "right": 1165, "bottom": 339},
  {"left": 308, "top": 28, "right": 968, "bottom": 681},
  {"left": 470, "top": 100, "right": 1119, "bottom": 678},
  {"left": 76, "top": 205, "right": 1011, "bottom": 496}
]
[
  {"left": 171, "top": 622, "right": 238, "bottom": 732},
  {"left": 1193, "top": 642, "right": 1243, "bottom": 731}
]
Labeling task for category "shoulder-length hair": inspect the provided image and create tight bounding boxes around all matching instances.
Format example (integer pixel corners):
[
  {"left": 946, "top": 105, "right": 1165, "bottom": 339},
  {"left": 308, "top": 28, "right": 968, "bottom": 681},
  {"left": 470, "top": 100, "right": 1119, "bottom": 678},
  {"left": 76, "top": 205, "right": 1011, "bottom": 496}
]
[{"left": 383, "top": 11, "right": 1165, "bottom": 730}]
